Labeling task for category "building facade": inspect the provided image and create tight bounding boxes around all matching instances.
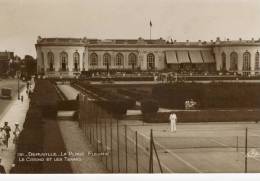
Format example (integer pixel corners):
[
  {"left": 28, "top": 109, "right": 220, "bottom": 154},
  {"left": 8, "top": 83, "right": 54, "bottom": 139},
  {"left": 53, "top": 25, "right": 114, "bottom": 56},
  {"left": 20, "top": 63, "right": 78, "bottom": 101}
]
[{"left": 35, "top": 36, "right": 260, "bottom": 77}]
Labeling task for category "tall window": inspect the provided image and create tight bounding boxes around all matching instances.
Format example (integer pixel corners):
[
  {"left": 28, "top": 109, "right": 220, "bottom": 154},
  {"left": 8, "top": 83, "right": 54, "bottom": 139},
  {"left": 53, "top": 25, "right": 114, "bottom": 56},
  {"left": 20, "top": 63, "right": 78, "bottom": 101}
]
[
  {"left": 115, "top": 53, "right": 123, "bottom": 66},
  {"left": 73, "top": 52, "right": 80, "bottom": 71},
  {"left": 41, "top": 52, "right": 45, "bottom": 73},
  {"left": 128, "top": 53, "right": 137, "bottom": 67},
  {"left": 41, "top": 52, "right": 44, "bottom": 66},
  {"left": 60, "top": 51, "right": 68, "bottom": 71},
  {"left": 47, "top": 52, "right": 54, "bottom": 71},
  {"left": 90, "top": 53, "right": 98, "bottom": 66},
  {"left": 103, "top": 53, "right": 111, "bottom": 66},
  {"left": 221, "top": 52, "right": 226, "bottom": 71},
  {"left": 230, "top": 52, "right": 238, "bottom": 71},
  {"left": 255, "top": 52, "right": 259, "bottom": 70},
  {"left": 147, "top": 53, "right": 155, "bottom": 70},
  {"left": 243, "top": 51, "right": 251, "bottom": 71}
]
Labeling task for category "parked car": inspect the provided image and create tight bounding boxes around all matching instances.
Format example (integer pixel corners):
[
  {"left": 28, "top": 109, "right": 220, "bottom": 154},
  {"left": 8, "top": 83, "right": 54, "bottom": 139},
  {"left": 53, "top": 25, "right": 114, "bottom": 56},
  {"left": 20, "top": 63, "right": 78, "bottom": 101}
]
[{"left": 1, "top": 88, "right": 12, "bottom": 99}]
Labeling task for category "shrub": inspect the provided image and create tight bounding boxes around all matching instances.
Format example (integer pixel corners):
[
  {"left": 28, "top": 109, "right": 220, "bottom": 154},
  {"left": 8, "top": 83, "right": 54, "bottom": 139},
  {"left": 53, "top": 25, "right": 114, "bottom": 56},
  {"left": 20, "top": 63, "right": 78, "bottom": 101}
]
[
  {"left": 141, "top": 99, "right": 159, "bottom": 114},
  {"left": 23, "top": 107, "right": 43, "bottom": 129},
  {"left": 152, "top": 83, "right": 260, "bottom": 109},
  {"left": 57, "top": 100, "right": 79, "bottom": 110}
]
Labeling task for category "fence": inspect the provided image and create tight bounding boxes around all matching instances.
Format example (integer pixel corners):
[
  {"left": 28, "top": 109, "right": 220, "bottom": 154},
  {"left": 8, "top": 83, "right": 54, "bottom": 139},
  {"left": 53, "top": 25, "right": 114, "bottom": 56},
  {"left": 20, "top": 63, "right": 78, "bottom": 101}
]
[
  {"left": 76, "top": 86, "right": 260, "bottom": 173},
  {"left": 78, "top": 93, "right": 165, "bottom": 173}
]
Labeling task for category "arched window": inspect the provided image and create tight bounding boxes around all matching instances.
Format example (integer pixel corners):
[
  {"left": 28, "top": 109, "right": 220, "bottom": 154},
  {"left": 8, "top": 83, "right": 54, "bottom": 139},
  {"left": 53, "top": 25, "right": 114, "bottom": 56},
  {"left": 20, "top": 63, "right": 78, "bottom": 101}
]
[
  {"left": 221, "top": 52, "right": 226, "bottom": 71},
  {"left": 60, "top": 51, "right": 68, "bottom": 71},
  {"left": 243, "top": 51, "right": 251, "bottom": 71},
  {"left": 128, "top": 53, "right": 137, "bottom": 67},
  {"left": 230, "top": 52, "right": 238, "bottom": 71},
  {"left": 115, "top": 53, "right": 123, "bottom": 66},
  {"left": 255, "top": 52, "right": 259, "bottom": 70},
  {"left": 90, "top": 53, "right": 98, "bottom": 66},
  {"left": 73, "top": 52, "right": 80, "bottom": 71},
  {"left": 147, "top": 53, "right": 155, "bottom": 70},
  {"left": 103, "top": 53, "right": 111, "bottom": 66},
  {"left": 41, "top": 52, "right": 45, "bottom": 65},
  {"left": 41, "top": 52, "right": 45, "bottom": 73},
  {"left": 47, "top": 52, "right": 54, "bottom": 71}
]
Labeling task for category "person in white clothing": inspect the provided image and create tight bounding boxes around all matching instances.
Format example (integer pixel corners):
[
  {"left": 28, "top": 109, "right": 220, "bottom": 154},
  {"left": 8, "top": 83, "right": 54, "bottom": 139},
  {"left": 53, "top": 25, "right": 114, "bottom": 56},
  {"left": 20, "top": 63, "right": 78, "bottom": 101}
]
[{"left": 169, "top": 112, "right": 177, "bottom": 132}]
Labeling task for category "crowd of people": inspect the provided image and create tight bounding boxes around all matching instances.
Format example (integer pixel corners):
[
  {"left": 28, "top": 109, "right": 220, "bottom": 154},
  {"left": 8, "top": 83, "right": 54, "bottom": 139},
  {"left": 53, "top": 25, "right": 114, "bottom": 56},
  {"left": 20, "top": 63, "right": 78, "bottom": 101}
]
[
  {"left": 185, "top": 99, "right": 197, "bottom": 110},
  {"left": 0, "top": 122, "right": 21, "bottom": 151}
]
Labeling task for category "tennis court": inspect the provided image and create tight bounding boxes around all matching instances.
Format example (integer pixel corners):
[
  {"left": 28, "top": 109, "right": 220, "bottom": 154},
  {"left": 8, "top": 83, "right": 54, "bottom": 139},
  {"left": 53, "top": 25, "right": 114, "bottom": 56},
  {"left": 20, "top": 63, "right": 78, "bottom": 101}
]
[{"left": 127, "top": 122, "right": 260, "bottom": 173}]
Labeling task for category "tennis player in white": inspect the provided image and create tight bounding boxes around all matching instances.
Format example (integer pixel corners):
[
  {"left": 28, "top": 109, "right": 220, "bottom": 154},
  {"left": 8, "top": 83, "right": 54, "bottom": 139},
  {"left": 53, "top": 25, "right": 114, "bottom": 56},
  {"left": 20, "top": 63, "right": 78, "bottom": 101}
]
[{"left": 169, "top": 112, "right": 177, "bottom": 132}]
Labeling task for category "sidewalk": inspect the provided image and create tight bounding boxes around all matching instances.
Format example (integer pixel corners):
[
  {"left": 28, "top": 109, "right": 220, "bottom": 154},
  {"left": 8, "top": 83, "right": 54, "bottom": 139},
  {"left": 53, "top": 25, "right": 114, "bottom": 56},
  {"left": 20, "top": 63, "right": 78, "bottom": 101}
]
[
  {"left": 56, "top": 84, "right": 107, "bottom": 173},
  {"left": 0, "top": 87, "right": 29, "bottom": 173}
]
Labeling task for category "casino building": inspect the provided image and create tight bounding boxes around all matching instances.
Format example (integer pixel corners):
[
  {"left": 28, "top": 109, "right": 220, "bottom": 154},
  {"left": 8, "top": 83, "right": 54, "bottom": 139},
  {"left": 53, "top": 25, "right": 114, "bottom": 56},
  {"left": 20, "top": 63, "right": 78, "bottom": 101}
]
[{"left": 35, "top": 36, "right": 260, "bottom": 77}]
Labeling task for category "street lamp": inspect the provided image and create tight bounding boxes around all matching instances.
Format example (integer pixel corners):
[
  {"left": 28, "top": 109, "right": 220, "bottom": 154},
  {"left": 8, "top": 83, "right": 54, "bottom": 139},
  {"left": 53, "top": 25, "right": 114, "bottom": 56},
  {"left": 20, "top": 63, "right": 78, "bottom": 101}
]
[{"left": 17, "top": 70, "right": 21, "bottom": 100}]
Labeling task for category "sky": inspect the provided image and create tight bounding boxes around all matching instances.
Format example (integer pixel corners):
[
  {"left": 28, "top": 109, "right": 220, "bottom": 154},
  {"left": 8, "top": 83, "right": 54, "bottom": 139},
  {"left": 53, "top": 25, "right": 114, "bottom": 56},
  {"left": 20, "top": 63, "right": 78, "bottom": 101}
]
[{"left": 0, "top": 0, "right": 260, "bottom": 58}]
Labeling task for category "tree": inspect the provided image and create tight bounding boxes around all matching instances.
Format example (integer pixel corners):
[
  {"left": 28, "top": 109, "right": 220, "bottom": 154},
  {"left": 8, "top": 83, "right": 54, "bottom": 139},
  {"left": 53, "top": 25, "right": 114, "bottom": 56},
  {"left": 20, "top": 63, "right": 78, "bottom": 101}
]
[{"left": 22, "top": 55, "right": 37, "bottom": 78}]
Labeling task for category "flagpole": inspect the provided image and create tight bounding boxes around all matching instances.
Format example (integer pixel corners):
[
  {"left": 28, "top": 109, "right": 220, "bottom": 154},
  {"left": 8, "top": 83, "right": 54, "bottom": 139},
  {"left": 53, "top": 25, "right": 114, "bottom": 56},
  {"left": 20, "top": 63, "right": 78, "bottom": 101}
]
[
  {"left": 150, "top": 26, "right": 151, "bottom": 40},
  {"left": 149, "top": 20, "right": 152, "bottom": 40}
]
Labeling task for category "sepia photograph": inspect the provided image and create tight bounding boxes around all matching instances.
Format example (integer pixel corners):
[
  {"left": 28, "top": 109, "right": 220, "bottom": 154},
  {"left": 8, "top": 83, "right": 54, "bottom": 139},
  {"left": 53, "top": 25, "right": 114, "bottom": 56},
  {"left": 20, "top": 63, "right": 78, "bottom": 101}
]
[{"left": 0, "top": 0, "right": 260, "bottom": 179}]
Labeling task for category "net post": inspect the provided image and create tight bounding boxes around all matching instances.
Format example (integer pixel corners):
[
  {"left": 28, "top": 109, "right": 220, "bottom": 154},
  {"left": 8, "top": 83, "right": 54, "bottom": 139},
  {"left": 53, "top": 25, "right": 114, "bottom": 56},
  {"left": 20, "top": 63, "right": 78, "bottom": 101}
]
[
  {"left": 117, "top": 119, "right": 120, "bottom": 173},
  {"left": 152, "top": 138, "right": 163, "bottom": 173},
  {"left": 149, "top": 129, "right": 153, "bottom": 173},
  {"left": 236, "top": 136, "right": 239, "bottom": 152},
  {"left": 245, "top": 127, "right": 248, "bottom": 173},
  {"left": 110, "top": 118, "right": 114, "bottom": 173},
  {"left": 89, "top": 124, "right": 92, "bottom": 144},
  {"left": 125, "top": 125, "right": 128, "bottom": 173},
  {"left": 135, "top": 131, "right": 139, "bottom": 173},
  {"left": 100, "top": 110, "right": 103, "bottom": 161},
  {"left": 95, "top": 108, "right": 98, "bottom": 152},
  {"left": 105, "top": 118, "right": 108, "bottom": 169}
]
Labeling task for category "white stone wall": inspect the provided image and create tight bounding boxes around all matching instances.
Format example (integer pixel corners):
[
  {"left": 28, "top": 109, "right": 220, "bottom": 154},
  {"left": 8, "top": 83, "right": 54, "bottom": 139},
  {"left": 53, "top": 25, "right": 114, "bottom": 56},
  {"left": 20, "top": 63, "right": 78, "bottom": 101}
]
[
  {"left": 36, "top": 41, "right": 260, "bottom": 76},
  {"left": 213, "top": 45, "right": 260, "bottom": 74},
  {"left": 36, "top": 45, "right": 85, "bottom": 76}
]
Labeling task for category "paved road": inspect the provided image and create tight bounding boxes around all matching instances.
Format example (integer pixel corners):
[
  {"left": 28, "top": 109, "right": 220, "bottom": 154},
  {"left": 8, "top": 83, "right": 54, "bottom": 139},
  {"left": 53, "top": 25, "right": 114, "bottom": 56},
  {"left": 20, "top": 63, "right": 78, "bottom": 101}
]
[{"left": 0, "top": 87, "right": 29, "bottom": 173}]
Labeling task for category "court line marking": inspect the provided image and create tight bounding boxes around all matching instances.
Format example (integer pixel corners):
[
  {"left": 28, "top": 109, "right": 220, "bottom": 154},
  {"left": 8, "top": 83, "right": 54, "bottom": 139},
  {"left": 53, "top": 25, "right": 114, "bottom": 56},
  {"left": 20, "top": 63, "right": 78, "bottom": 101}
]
[
  {"left": 137, "top": 131, "right": 202, "bottom": 173},
  {"left": 209, "top": 137, "right": 260, "bottom": 163}
]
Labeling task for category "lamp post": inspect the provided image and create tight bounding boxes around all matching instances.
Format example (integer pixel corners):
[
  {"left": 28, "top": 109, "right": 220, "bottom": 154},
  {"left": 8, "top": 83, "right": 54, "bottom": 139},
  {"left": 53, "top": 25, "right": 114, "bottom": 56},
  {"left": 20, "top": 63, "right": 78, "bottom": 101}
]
[{"left": 17, "top": 70, "right": 21, "bottom": 100}]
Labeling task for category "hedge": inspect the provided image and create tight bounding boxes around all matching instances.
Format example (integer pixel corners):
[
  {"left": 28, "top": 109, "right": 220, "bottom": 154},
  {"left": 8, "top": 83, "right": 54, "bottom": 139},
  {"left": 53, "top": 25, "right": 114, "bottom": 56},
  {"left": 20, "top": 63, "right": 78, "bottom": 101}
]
[
  {"left": 29, "top": 80, "right": 59, "bottom": 118},
  {"left": 12, "top": 79, "right": 61, "bottom": 173},
  {"left": 57, "top": 100, "right": 79, "bottom": 111},
  {"left": 140, "top": 99, "right": 159, "bottom": 114},
  {"left": 74, "top": 82, "right": 136, "bottom": 116},
  {"left": 152, "top": 83, "right": 260, "bottom": 109},
  {"left": 142, "top": 109, "right": 260, "bottom": 123}
]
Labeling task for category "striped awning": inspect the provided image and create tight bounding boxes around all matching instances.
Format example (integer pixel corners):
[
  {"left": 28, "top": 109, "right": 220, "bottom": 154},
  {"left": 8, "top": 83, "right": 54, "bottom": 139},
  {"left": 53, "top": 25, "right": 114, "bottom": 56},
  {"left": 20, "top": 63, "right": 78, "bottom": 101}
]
[
  {"left": 201, "top": 51, "right": 215, "bottom": 63},
  {"left": 189, "top": 51, "right": 203, "bottom": 63},
  {"left": 177, "top": 51, "right": 190, "bottom": 63},
  {"left": 166, "top": 51, "right": 178, "bottom": 64}
]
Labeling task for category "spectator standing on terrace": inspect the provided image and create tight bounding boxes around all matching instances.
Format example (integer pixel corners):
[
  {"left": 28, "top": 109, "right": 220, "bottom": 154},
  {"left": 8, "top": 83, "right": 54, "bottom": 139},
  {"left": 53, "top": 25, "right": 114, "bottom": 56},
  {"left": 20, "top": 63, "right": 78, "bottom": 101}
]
[
  {"left": 169, "top": 112, "right": 177, "bottom": 132},
  {"left": 0, "top": 158, "right": 6, "bottom": 173},
  {"left": 13, "top": 123, "right": 21, "bottom": 145},
  {"left": 0, "top": 128, "right": 6, "bottom": 151},
  {"left": 3, "top": 122, "right": 11, "bottom": 148}
]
